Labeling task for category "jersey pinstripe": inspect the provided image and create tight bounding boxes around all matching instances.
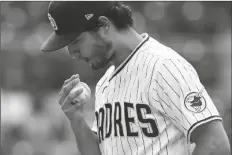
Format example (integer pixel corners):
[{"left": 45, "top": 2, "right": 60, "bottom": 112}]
[{"left": 91, "top": 33, "right": 222, "bottom": 155}]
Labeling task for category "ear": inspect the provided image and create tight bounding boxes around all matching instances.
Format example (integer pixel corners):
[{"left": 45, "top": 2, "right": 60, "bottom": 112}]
[{"left": 96, "top": 16, "right": 111, "bottom": 36}]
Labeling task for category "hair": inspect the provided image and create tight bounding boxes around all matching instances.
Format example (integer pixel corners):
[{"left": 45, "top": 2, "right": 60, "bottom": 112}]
[{"left": 99, "top": 2, "right": 134, "bottom": 30}]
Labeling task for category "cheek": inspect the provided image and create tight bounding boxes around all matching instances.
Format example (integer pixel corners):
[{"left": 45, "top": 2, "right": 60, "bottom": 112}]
[
  {"left": 81, "top": 43, "right": 107, "bottom": 59},
  {"left": 82, "top": 47, "right": 93, "bottom": 57},
  {"left": 92, "top": 45, "right": 109, "bottom": 61},
  {"left": 79, "top": 33, "right": 111, "bottom": 60},
  {"left": 79, "top": 42, "right": 96, "bottom": 58}
]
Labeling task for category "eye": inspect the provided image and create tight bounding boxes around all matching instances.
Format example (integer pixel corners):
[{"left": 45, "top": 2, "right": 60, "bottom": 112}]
[
  {"left": 71, "top": 39, "right": 78, "bottom": 44},
  {"left": 70, "top": 37, "right": 80, "bottom": 45}
]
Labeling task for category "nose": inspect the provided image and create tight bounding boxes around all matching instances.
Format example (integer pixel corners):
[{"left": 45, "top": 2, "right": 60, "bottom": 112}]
[
  {"left": 68, "top": 44, "right": 80, "bottom": 59},
  {"left": 67, "top": 44, "right": 89, "bottom": 62}
]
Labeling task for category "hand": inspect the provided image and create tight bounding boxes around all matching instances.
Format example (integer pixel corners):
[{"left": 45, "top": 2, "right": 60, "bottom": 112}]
[{"left": 59, "top": 74, "right": 84, "bottom": 120}]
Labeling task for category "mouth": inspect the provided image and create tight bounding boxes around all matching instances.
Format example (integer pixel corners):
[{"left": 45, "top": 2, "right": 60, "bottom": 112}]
[
  {"left": 83, "top": 57, "right": 90, "bottom": 63},
  {"left": 89, "top": 63, "right": 93, "bottom": 68},
  {"left": 85, "top": 59, "right": 94, "bottom": 68}
]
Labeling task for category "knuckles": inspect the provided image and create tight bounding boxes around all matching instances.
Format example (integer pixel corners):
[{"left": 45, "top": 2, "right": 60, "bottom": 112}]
[
  {"left": 59, "top": 75, "right": 84, "bottom": 113},
  {"left": 67, "top": 94, "right": 74, "bottom": 101},
  {"left": 63, "top": 86, "right": 69, "bottom": 93}
]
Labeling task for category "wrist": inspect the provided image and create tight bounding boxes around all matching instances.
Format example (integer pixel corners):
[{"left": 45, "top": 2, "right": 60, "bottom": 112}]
[
  {"left": 65, "top": 105, "right": 84, "bottom": 120},
  {"left": 69, "top": 111, "right": 85, "bottom": 124},
  {"left": 69, "top": 113, "right": 87, "bottom": 134}
]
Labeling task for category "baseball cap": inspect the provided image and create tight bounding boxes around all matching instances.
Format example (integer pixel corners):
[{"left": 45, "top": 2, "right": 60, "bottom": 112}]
[{"left": 40, "top": 1, "right": 109, "bottom": 52}]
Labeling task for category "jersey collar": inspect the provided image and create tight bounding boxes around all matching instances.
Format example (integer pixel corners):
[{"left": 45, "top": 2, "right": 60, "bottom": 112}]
[{"left": 109, "top": 33, "right": 149, "bottom": 81}]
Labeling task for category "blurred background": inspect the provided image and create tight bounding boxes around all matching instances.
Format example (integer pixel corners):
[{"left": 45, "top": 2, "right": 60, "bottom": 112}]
[{"left": 1, "top": 1, "right": 231, "bottom": 155}]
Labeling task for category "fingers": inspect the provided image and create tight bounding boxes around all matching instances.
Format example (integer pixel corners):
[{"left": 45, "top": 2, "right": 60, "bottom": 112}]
[
  {"left": 61, "top": 88, "right": 83, "bottom": 110},
  {"left": 59, "top": 78, "right": 80, "bottom": 105},
  {"left": 63, "top": 102, "right": 84, "bottom": 113},
  {"left": 59, "top": 74, "right": 79, "bottom": 96},
  {"left": 63, "top": 74, "right": 79, "bottom": 87}
]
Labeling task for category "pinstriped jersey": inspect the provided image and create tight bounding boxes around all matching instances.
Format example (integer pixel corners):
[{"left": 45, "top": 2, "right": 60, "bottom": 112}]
[{"left": 92, "top": 33, "right": 222, "bottom": 155}]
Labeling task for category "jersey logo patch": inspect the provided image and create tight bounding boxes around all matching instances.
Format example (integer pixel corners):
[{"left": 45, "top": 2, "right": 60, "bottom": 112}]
[
  {"left": 48, "top": 13, "right": 58, "bottom": 30},
  {"left": 184, "top": 88, "right": 206, "bottom": 113}
]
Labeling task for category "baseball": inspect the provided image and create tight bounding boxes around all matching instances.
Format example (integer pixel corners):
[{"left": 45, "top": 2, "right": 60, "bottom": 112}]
[{"left": 70, "top": 82, "right": 91, "bottom": 105}]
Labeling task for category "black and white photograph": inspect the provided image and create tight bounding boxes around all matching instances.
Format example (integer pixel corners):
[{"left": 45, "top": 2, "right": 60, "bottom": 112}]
[{"left": 1, "top": 1, "right": 231, "bottom": 155}]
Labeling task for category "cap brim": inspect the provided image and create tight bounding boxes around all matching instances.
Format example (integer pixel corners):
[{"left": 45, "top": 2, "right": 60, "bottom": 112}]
[{"left": 40, "top": 32, "right": 80, "bottom": 52}]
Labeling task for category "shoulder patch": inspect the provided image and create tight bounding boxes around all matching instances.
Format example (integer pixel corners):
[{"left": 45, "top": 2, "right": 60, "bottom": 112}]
[{"left": 184, "top": 88, "right": 206, "bottom": 113}]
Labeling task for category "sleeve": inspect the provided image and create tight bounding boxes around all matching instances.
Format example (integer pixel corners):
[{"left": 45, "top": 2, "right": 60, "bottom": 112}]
[{"left": 149, "top": 57, "right": 222, "bottom": 143}]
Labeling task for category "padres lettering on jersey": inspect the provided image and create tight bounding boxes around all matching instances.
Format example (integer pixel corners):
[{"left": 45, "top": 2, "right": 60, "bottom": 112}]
[
  {"left": 95, "top": 102, "right": 159, "bottom": 143},
  {"left": 92, "top": 33, "right": 222, "bottom": 155}
]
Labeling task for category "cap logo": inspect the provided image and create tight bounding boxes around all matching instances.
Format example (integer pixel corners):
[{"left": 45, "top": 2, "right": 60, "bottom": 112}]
[
  {"left": 85, "top": 13, "right": 94, "bottom": 20},
  {"left": 48, "top": 13, "right": 58, "bottom": 30}
]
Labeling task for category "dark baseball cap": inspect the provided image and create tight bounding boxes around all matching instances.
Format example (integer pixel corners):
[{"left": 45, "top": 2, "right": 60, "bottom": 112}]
[{"left": 40, "top": 1, "right": 110, "bottom": 52}]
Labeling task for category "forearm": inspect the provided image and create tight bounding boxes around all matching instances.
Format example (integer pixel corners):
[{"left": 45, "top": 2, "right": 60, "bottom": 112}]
[
  {"left": 190, "top": 120, "right": 231, "bottom": 155},
  {"left": 192, "top": 132, "right": 231, "bottom": 155},
  {"left": 70, "top": 114, "right": 101, "bottom": 155},
  {"left": 192, "top": 142, "right": 230, "bottom": 155}
]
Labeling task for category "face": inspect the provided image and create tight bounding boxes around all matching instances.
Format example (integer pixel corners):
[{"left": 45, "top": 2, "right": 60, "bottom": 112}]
[{"left": 68, "top": 31, "right": 113, "bottom": 70}]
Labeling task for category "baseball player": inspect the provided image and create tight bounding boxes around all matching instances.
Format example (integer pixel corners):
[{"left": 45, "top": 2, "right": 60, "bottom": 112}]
[{"left": 41, "top": 1, "right": 230, "bottom": 155}]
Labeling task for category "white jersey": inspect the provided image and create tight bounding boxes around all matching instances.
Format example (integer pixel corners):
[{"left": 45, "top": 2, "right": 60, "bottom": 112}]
[{"left": 92, "top": 33, "right": 222, "bottom": 155}]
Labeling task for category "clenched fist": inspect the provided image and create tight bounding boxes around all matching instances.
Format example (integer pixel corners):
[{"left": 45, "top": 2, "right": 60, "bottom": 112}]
[{"left": 59, "top": 74, "right": 90, "bottom": 120}]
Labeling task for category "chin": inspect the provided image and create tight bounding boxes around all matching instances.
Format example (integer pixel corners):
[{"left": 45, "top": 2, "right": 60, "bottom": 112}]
[
  {"left": 90, "top": 65, "right": 101, "bottom": 70},
  {"left": 91, "top": 59, "right": 109, "bottom": 70},
  {"left": 91, "top": 63, "right": 106, "bottom": 70}
]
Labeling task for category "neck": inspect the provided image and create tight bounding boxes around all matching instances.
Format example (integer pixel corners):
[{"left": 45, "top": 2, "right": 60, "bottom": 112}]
[{"left": 109, "top": 28, "right": 143, "bottom": 68}]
